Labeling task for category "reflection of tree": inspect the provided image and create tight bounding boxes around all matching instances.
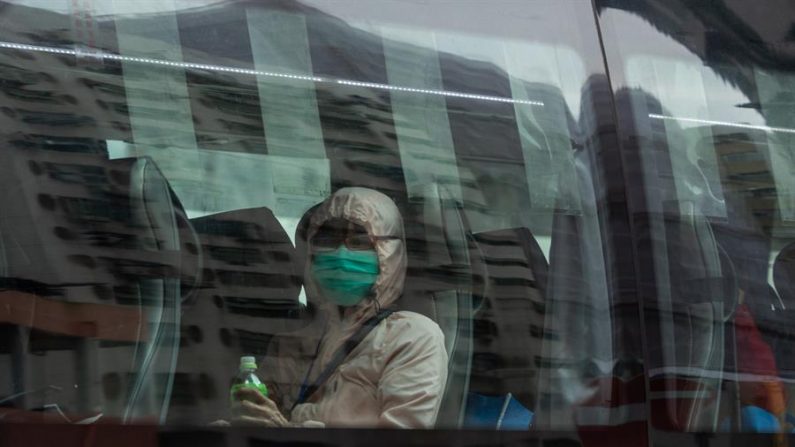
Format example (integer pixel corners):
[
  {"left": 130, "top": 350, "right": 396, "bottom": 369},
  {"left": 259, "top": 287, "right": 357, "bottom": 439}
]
[{"left": 598, "top": 0, "right": 795, "bottom": 102}]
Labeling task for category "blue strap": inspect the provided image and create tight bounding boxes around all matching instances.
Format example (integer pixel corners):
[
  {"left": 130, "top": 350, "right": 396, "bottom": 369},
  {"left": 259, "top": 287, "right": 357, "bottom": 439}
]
[{"left": 292, "top": 309, "right": 394, "bottom": 410}]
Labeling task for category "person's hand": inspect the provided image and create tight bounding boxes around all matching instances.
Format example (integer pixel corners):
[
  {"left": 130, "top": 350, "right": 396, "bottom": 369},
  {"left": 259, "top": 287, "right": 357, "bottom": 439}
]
[{"left": 231, "top": 387, "right": 290, "bottom": 427}]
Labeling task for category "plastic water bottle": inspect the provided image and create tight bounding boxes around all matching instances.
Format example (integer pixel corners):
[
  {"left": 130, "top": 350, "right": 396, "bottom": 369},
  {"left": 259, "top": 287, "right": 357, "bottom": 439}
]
[{"left": 230, "top": 356, "right": 268, "bottom": 402}]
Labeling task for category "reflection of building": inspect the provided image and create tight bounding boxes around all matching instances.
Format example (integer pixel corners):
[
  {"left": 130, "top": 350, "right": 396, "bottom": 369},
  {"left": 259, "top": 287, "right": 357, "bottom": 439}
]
[
  {"left": 708, "top": 128, "right": 778, "bottom": 233},
  {"left": 0, "top": 0, "right": 414, "bottom": 423},
  {"left": 0, "top": 0, "right": 599, "bottom": 428},
  {"left": 602, "top": 0, "right": 795, "bottom": 102}
]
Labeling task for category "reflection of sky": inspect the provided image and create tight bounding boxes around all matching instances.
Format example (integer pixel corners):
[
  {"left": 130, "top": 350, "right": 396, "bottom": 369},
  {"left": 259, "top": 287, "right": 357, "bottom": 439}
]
[
  {"left": 433, "top": 34, "right": 585, "bottom": 118},
  {"left": 13, "top": 0, "right": 225, "bottom": 16},
  {"left": 298, "top": 0, "right": 571, "bottom": 41},
  {"left": 603, "top": 8, "right": 765, "bottom": 129},
  {"left": 301, "top": 0, "right": 586, "bottom": 118}
]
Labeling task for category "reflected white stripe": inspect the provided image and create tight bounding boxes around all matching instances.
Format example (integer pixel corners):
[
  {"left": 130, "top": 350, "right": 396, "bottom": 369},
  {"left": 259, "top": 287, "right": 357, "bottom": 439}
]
[
  {"left": 0, "top": 41, "right": 544, "bottom": 107},
  {"left": 649, "top": 113, "right": 795, "bottom": 135},
  {"left": 335, "top": 79, "right": 542, "bottom": 105},
  {"left": 0, "top": 41, "right": 323, "bottom": 81},
  {"left": 649, "top": 366, "right": 795, "bottom": 383}
]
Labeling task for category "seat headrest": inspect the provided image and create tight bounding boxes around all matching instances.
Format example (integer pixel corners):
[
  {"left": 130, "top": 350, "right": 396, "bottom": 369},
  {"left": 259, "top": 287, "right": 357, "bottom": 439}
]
[
  {"left": 404, "top": 183, "right": 471, "bottom": 289},
  {"left": 191, "top": 207, "right": 301, "bottom": 316},
  {"left": 0, "top": 154, "right": 183, "bottom": 306},
  {"left": 400, "top": 183, "right": 487, "bottom": 320},
  {"left": 473, "top": 227, "right": 548, "bottom": 305},
  {"left": 120, "top": 156, "right": 201, "bottom": 304}
]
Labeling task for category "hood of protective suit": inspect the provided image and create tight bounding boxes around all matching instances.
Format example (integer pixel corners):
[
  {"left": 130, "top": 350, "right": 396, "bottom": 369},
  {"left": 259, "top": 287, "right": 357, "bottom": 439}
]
[
  {"left": 298, "top": 187, "right": 409, "bottom": 388},
  {"left": 304, "top": 187, "right": 407, "bottom": 326}
]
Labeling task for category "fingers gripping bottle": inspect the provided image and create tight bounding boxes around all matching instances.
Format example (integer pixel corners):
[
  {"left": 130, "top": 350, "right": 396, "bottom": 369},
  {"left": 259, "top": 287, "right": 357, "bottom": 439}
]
[{"left": 230, "top": 356, "right": 268, "bottom": 402}]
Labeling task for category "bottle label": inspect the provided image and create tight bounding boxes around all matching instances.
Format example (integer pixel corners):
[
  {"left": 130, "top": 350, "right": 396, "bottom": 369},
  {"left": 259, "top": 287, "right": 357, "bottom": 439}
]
[{"left": 230, "top": 382, "right": 269, "bottom": 402}]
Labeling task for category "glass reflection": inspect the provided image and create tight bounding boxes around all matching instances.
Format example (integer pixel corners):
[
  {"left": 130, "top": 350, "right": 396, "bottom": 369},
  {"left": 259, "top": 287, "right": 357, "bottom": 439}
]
[
  {"left": 0, "top": 0, "right": 625, "bottom": 437},
  {"left": 601, "top": 0, "right": 795, "bottom": 435}
]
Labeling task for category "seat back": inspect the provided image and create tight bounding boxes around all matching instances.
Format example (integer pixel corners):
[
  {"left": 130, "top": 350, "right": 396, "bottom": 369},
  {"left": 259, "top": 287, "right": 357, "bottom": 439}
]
[
  {"left": 773, "top": 242, "right": 795, "bottom": 306},
  {"left": 401, "top": 183, "right": 483, "bottom": 428},
  {"left": 645, "top": 204, "right": 727, "bottom": 431},
  {"left": 470, "top": 228, "right": 548, "bottom": 412},
  {"left": 169, "top": 207, "right": 302, "bottom": 423},
  {"left": 120, "top": 157, "right": 184, "bottom": 422},
  {"left": 0, "top": 147, "right": 184, "bottom": 423},
  {"left": 534, "top": 155, "right": 615, "bottom": 430},
  {"left": 191, "top": 207, "right": 302, "bottom": 320},
  {"left": 769, "top": 241, "right": 795, "bottom": 378}
]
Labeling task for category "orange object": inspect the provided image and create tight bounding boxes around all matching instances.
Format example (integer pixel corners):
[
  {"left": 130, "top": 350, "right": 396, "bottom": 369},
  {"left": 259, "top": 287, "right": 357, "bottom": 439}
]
[
  {"left": 734, "top": 304, "right": 786, "bottom": 417},
  {"left": 0, "top": 290, "right": 146, "bottom": 342}
]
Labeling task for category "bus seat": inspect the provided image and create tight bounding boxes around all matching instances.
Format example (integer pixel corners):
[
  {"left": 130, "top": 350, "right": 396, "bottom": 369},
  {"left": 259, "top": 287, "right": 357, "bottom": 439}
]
[
  {"left": 768, "top": 241, "right": 795, "bottom": 377},
  {"left": 536, "top": 154, "right": 617, "bottom": 430},
  {"left": 646, "top": 204, "right": 727, "bottom": 431},
  {"left": 773, "top": 241, "right": 795, "bottom": 308},
  {"left": 117, "top": 157, "right": 184, "bottom": 421},
  {"left": 171, "top": 192, "right": 203, "bottom": 306},
  {"left": 167, "top": 207, "right": 302, "bottom": 423},
  {"left": 470, "top": 227, "right": 548, "bottom": 414},
  {"left": 400, "top": 183, "right": 484, "bottom": 428},
  {"left": 0, "top": 155, "right": 184, "bottom": 306},
  {"left": 191, "top": 207, "right": 302, "bottom": 321},
  {"left": 0, "top": 151, "right": 184, "bottom": 422}
]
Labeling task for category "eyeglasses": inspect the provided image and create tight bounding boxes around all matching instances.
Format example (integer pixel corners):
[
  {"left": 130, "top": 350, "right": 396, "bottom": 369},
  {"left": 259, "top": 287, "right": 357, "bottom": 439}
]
[
  {"left": 311, "top": 232, "right": 376, "bottom": 251},
  {"left": 310, "top": 219, "right": 400, "bottom": 251}
]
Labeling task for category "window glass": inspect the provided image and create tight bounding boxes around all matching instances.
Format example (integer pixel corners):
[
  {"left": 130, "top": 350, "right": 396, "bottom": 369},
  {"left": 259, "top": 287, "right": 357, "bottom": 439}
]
[
  {"left": 0, "top": 0, "right": 625, "bottom": 435},
  {"left": 601, "top": 4, "right": 795, "bottom": 434}
]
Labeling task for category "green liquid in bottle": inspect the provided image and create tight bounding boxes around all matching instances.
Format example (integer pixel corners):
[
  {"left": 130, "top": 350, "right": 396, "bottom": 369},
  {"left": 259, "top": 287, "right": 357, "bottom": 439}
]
[{"left": 230, "top": 382, "right": 269, "bottom": 400}]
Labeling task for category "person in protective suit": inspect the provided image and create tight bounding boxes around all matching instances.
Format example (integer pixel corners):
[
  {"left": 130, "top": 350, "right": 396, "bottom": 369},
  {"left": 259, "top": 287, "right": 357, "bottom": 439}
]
[{"left": 232, "top": 187, "right": 448, "bottom": 428}]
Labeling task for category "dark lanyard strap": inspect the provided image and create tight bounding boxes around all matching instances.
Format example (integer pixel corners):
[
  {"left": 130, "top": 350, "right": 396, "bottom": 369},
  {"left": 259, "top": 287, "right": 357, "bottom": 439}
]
[{"left": 292, "top": 309, "right": 394, "bottom": 411}]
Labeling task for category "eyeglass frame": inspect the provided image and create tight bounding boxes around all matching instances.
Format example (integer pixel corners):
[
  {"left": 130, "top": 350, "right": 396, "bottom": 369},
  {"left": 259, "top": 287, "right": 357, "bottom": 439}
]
[{"left": 309, "top": 233, "right": 400, "bottom": 251}]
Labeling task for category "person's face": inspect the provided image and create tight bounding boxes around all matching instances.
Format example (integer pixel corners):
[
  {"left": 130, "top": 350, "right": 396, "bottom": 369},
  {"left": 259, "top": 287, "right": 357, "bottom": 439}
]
[
  {"left": 310, "top": 218, "right": 375, "bottom": 253},
  {"left": 309, "top": 218, "right": 380, "bottom": 307}
]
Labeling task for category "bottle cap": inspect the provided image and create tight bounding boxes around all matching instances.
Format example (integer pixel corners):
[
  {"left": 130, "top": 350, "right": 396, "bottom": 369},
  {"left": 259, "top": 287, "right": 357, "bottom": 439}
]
[{"left": 240, "top": 356, "right": 257, "bottom": 370}]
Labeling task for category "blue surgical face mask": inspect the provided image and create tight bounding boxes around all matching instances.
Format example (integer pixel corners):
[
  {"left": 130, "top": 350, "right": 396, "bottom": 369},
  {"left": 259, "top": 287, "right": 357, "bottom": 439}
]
[{"left": 311, "top": 246, "right": 379, "bottom": 307}]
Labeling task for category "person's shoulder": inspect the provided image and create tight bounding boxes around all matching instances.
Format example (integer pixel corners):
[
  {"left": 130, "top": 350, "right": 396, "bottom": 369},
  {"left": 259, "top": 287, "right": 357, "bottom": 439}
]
[{"left": 386, "top": 310, "right": 444, "bottom": 339}]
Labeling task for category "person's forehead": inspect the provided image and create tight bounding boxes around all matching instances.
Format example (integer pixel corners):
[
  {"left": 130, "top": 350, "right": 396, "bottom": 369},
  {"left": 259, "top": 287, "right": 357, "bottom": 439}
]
[{"left": 318, "top": 218, "right": 367, "bottom": 234}]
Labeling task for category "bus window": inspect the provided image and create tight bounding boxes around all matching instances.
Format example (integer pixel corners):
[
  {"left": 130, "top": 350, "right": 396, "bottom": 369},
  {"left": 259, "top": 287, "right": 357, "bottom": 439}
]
[
  {"left": 600, "top": 3, "right": 795, "bottom": 435},
  {"left": 0, "top": 0, "right": 628, "bottom": 437}
]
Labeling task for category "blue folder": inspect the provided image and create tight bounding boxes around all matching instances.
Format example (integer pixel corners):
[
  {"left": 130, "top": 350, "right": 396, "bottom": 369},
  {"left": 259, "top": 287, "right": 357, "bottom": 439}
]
[
  {"left": 463, "top": 393, "right": 534, "bottom": 430},
  {"left": 719, "top": 405, "right": 781, "bottom": 432}
]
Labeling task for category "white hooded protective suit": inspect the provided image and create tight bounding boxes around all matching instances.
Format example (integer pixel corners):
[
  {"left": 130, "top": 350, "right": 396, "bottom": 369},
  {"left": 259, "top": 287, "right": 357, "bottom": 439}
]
[{"left": 264, "top": 187, "right": 448, "bottom": 428}]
